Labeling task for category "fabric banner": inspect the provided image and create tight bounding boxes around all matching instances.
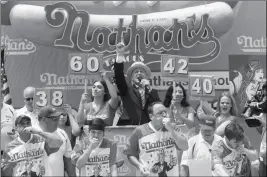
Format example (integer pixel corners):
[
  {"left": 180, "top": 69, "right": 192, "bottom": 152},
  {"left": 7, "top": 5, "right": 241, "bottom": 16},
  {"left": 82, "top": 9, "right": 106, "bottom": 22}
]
[{"left": 1, "top": 1, "right": 265, "bottom": 110}]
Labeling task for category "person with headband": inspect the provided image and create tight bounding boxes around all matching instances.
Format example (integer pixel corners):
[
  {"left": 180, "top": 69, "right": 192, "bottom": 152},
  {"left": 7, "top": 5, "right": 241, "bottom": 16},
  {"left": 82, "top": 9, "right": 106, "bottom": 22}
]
[
  {"left": 71, "top": 118, "right": 122, "bottom": 177},
  {"left": 124, "top": 102, "right": 188, "bottom": 177}
]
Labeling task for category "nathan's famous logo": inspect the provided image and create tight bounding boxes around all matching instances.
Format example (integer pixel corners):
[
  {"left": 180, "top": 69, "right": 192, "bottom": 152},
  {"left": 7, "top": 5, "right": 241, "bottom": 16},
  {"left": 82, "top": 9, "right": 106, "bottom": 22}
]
[
  {"left": 88, "top": 154, "right": 109, "bottom": 163},
  {"left": 223, "top": 154, "right": 244, "bottom": 169},
  {"left": 140, "top": 138, "right": 175, "bottom": 151},
  {"left": 1, "top": 35, "right": 36, "bottom": 55},
  {"left": 9, "top": 148, "right": 44, "bottom": 162},
  {"left": 237, "top": 36, "right": 266, "bottom": 53},
  {"left": 44, "top": 2, "right": 221, "bottom": 62}
]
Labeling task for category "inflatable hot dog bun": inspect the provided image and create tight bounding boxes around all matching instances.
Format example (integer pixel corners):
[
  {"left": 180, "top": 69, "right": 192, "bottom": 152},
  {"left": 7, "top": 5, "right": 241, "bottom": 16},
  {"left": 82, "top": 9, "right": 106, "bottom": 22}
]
[
  {"left": 8, "top": 1, "right": 237, "bottom": 50},
  {"left": 9, "top": 2, "right": 235, "bottom": 48},
  {"left": 2, "top": 1, "right": 238, "bottom": 25}
]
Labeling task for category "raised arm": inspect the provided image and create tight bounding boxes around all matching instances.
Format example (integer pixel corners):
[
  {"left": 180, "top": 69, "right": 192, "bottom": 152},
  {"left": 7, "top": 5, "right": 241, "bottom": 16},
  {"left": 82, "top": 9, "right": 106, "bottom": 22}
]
[
  {"left": 114, "top": 41, "right": 129, "bottom": 96},
  {"left": 102, "top": 71, "right": 119, "bottom": 109},
  {"left": 63, "top": 104, "right": 81, "bottom": 136},
  {"left": 76, "top": 93, "right": 91, "bottom": 127},
  {"left": 24, "top": 127, "right": 63, "bottom": 148},
  {"left": 165, "top": 120, "right": 189, "bottom": 151},
  {"left": 215, "top": 120, "right": 232, "bottom": 136}
]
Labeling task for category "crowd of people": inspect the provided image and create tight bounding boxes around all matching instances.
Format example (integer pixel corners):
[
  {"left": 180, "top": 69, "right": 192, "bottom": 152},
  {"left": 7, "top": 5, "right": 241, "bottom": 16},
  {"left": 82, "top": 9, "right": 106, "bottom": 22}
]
[{"left": 1, "top": 41, "right": 266, "bottom": 177}]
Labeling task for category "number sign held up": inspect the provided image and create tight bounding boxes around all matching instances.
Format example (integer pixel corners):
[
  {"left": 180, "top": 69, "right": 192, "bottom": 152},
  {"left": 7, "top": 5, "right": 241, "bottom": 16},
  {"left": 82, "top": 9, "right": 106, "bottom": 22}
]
[
  {"left": 68, "top": 53, "right": 104, "bottom": 76},
  {"left": 189, "top": 75, "right": 215, "bottom": 101},
  {"left": 34, "top": 88, "right": 65, "bottom": 110},
  {"left": 161, "top": 55, "right": 189, "bottom": 81}
]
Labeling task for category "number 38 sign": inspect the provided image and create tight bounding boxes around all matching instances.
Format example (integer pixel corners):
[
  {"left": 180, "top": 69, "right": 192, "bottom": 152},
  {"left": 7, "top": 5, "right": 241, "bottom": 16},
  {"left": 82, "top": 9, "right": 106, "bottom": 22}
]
[
  {"left": 189, "top": 75, "right": 215, "bottom": 100},
  {"left": 161, "top": 55, "right": 189, "bottom": 81},
  {"left": 34, "top": 88, "right": 65, "bottom": 110}
]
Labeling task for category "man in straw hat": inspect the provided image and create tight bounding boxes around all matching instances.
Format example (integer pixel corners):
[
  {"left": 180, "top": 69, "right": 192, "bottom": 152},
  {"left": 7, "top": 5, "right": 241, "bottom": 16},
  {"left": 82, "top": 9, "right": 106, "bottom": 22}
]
[{"left": 113, "top": 38, "right": 160, "bottom": 125}]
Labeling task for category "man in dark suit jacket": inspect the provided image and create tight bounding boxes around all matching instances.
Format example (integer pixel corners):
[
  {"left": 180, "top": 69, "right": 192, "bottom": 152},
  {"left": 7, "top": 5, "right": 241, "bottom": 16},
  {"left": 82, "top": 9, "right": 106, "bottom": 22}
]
[{"left": 114, "top": 42, "right": 160, "bottom": 125}]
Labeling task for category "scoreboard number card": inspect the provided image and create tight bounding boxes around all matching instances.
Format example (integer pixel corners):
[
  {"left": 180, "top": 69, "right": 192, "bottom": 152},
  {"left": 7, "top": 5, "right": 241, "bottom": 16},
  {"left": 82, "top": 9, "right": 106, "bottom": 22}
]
[
  {"left": 189, "top": 75, "right": 215, "bottom": 101},
  {"left": 34, "top": 88, "right": 66, "bottom": 110},
  {"left": 68, "top": 53, "right": 103, "bottom": 76},
  {"left": 161, "top": 55, "right": 189, "bottom": 81}
]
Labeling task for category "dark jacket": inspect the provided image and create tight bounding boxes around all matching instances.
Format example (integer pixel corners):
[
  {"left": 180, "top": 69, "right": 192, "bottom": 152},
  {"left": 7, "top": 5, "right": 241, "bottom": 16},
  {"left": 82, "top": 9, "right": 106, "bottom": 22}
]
[{"left": 114, "top": 62, "right": 160, "bottom": 125}]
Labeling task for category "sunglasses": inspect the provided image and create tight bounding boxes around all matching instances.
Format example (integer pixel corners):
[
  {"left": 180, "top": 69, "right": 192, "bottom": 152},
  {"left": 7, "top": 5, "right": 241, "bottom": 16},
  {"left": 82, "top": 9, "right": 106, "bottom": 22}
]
[
  {"left": 25, "top": 98, "right": 33, "bottom": 101},
  {"left": 46, "top": 116, "right": 60, "bottom": 121}
]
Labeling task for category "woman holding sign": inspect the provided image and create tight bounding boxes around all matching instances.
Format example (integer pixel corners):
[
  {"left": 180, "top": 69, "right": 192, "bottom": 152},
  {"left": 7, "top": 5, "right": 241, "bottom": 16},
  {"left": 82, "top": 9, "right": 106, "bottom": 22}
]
[
  {"left": 214, "top": 92, "right": 239, "bottom": 137},
  {"left": 163, "top": 83, "right": 198, "bottom": 130},
  {"left": 76, "top": 72, "right": 119, "bottom": 126}
]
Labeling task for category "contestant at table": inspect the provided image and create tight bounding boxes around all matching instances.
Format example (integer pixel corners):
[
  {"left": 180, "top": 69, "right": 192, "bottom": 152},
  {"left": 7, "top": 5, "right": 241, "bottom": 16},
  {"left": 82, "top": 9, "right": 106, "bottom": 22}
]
[
  {"left": 124, "top": 102, "right": 188, "bottom": 177},
  {"left": 114, "top": 40, "right": 161, "bottom": 125},
  {"left": 180, "top": 115, "right": 222, "bottom": 177},
  {"left": 71, "top": 118, "right": 120, "bottom": 177},
  {"left": 1, "top": 115, "right": 62, "bottom": 177},
  {"left": 211, "top": 122, "right": 258, "bottom": 177}
]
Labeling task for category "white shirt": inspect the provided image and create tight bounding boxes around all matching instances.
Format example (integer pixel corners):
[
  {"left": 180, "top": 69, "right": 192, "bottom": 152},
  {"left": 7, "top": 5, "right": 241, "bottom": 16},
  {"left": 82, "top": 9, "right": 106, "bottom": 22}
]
[
  {"left": 1, "top": 103, "right": 15, "bottom": 150},
  {"left": 181, "top": 133, "right": 222, "bottom": 166},
  {"left": 1, "top": 103, "right": 15, "bottom": 125},
  {"left": 35, "top": 123, "right": 72, "bottom": 176},
  {"left": 15, "top": 106, "right": 38, "bottom": 126}
]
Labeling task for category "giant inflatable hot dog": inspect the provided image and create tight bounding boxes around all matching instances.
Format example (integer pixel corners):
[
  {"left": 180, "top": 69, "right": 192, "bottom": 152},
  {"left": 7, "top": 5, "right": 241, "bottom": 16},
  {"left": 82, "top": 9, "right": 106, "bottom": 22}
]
[{"left": 3, "top": 1, "right": 237, "bottom": 55}]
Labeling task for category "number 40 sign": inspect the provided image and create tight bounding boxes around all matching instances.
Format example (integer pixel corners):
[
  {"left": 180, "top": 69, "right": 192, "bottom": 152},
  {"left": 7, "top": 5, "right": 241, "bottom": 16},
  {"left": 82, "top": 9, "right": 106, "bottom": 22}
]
[
  {"left": 34, "top": 88, "right": 65, "bottom": 110},
  {"left": 189, "top": 75, "right": 215, "bottom": 100}
]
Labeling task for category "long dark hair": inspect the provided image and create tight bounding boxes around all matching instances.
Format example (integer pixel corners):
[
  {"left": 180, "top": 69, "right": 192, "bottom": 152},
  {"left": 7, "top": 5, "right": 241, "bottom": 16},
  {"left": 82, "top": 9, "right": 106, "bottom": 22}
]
[
  {"left": 91, "top": 80, "right": 110, "bottom": 102},
  {"left": 163, "top": 83, "right": 190, "bottom": 108}
]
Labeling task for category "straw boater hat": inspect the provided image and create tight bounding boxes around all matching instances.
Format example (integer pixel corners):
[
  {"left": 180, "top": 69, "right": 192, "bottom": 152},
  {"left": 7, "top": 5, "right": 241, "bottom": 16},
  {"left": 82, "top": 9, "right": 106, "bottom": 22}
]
[{"left": 126, "top": 62, "right": 151, "bottom": 82}]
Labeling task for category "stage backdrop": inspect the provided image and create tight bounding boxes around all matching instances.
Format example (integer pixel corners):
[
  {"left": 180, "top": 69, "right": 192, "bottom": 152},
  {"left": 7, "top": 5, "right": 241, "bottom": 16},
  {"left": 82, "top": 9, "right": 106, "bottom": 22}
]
[{"left": 1, "top": 1, "right": 266, "bottom": 150}]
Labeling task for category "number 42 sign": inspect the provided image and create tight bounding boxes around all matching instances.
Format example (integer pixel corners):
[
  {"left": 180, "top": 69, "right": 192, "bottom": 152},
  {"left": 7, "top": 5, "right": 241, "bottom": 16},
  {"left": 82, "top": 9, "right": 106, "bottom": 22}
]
[
  {"left": 189, "top": 75, "right": 215, "bottom": 100},
  {"left": 161, "top": 55, "right": 189, "bottom": 81},
  {"left": 34, "top": 88, "right": 66, "bottom": 110}
]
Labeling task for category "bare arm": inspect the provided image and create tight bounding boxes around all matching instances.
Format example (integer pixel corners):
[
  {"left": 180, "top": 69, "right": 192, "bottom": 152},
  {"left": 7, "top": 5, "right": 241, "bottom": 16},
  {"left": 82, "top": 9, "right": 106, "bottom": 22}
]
[
  {"left": 128, "top": 155, "right": 143, "bottom": 170},
  {"left": 69, "top": 113, "right": 81, "bottom": 137},
  {"left": 170, "top": 128, "right": 188, "bottom": 151},
  {"left": 76, "top": 147, "right": 93, "bottom": 169},
  {"left": 64, "top": 104, "right": 81, "bottom": 137},
  {"left": 103, "top": 72, "right": 119, "bottom": 109},
  {"left": 215, "top": 120, "right": 232, "bottom": 136},
  {"left": 27, "top": 128, "right": 63, "bottom": 148},
  {"left": 110, "top": 164, "right": 118, "bottom": 177},
  {"left": 244, "top": 148, "right": 258, "bottom": 161},
  {"left": 165, "top": 121, "right": 188, "bottom": 151},
  {"left": 76, "top": 92, "right": 92, "bottom": 126},
  {"left": 179, "top": 113, "right": 195, "bottom": 129},
  {"left": 64, "top": 157, "right": 77, "bottom": 177},
  {"left": 76, "top": 102, "right": 86, "bottom": 126}
]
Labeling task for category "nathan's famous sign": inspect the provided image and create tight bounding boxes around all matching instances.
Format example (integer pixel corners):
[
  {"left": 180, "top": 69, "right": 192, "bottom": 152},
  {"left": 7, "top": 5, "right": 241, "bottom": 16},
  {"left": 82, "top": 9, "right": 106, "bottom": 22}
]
[{"left": 44, "top": 2, "right": 221, "bottom": 62}]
